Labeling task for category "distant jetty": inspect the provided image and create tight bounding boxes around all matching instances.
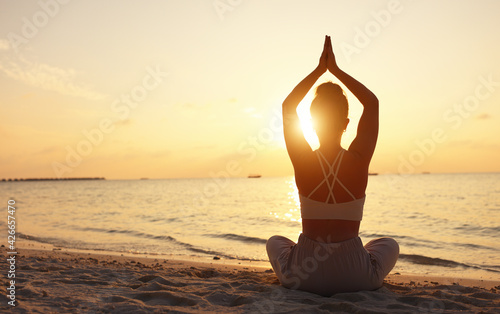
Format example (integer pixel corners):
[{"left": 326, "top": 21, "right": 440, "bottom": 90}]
[
  {"left": 248, "top": 174, "right": 262, "bottom": 178},
  {"left": 1, "top": 177, "right": 105, "bottom": 182}
]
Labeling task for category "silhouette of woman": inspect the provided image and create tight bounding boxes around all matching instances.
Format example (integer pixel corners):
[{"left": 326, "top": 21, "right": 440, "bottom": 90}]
[{"left": 266, "top": 36, "right": 399, "bottom": 296}]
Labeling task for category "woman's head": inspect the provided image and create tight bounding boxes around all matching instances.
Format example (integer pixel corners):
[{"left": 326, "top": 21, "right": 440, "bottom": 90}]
[{"left": 310, "top": 82, "right": 349, "bottom": 142}]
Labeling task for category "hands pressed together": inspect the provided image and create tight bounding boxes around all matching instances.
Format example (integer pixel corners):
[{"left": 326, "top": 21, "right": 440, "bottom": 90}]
[{"left": 318, "top": 35, "right": 339, "bottom": 74}]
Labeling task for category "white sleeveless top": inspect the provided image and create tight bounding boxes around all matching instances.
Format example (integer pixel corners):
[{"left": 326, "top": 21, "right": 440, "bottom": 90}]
[{"left": 300, "top": 149, "right": 364, "bottom": 221}]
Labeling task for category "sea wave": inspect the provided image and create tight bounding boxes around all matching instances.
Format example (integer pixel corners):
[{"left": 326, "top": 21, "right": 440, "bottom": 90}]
[
  {"left": 399, "top": 254, "right": 483, "bottom": 270},
  {"left": 362, "top": 232, "right": 499, "bottom": 253},
  {"left": 18, "top": 232, "right": 498, "bottom": 273},
  {"left": 205, "top": 233, "right": 268, "bottom": 244},
  {"left": 453, "top": 224, "right": 500, "bottom": 235},
  {"left": 77, "top": 226, "right": 178, "bottom": 242},
  {"left": 74, "top": 227, "right": 256, "bottom": 260},
  {"left": 18, "top": 230, "right": 266, "bottom": 262}
]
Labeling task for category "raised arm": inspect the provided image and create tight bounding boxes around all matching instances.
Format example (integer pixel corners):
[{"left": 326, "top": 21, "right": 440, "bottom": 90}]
[
  {"left": 282, "top": 37, "right": 328, "bottom": 166},
  {"left": 326, "top": 36, "right": 379, "bottom": 162}
]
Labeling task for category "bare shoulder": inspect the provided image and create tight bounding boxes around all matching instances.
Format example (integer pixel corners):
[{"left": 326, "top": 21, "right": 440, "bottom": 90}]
[
  {"left": 343, "top": 148, "right": 369, "bottom": 167},
  {"left": 293, "top": 151, "right": 322, "bottom": 192}
]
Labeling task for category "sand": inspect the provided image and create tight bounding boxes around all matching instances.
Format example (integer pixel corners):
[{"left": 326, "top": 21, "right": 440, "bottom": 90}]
[{"left": 1, "top": 243, "right": 499, "bottom": 313}]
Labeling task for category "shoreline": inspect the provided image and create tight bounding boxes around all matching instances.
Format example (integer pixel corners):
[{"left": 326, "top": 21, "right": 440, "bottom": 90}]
[
  {"left": 17, "top": 238, "right": 499, "bottom": 284},
  {"left": 2, "top": 245, "right": 498, "bottom": 312},
  {"left": 16, "top": 246, "right": 500, "bottom": 290},
  {"left": 16, "top": 238, "right": 271, "bottom": 268}
]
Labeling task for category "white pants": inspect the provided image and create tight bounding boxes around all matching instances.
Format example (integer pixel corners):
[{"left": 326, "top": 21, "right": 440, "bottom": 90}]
[{"left": 266, "top": 234, "right": 399, "bottom": 296}]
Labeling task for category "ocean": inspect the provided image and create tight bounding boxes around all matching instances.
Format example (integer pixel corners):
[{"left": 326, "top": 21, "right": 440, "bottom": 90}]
[{"left": 1, "top": 173, "right": 499, "bottom": 281}]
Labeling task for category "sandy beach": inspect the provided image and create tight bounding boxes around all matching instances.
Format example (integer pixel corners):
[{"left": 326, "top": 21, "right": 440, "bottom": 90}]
[{"left": 1, "top": 242, "right": 498, "bottom": 313}]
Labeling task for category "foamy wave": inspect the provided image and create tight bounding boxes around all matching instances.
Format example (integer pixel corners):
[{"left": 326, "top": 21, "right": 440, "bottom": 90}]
[
  {"left": 399, "top": 254, "right": 476, "bottom": 269},
  {"left": 19, "top": 230, "right": 266, "bottom": 262},
  {"left": 205, "top": 233, "right": 267, "bottom": 244}
]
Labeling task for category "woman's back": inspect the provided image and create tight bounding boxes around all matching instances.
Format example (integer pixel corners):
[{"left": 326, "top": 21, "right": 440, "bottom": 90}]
[{"left": 295, "top": 147, "right": 368, "bottom": 242}]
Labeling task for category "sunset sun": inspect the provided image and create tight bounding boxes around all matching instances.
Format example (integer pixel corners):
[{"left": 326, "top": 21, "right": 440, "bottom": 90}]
[{"left": 297, "top": 94, "right": 320, "bottom": 150}]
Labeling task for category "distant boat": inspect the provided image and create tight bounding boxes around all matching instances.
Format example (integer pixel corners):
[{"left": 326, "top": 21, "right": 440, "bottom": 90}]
[
  {"left": 422, "top": 171, "right": 430, "bottom": 174},
  {"left": 368, "top": 173, "right": 378, "bottom": 176},
  {"left": 248, "top": 174, "right": 261, "bottom": 178},
  {"left": 140, "top": 178, "right": 149, "bottom": 180}
]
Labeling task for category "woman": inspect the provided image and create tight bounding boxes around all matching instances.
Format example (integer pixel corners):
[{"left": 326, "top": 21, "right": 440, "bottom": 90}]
[{"left": 266, "top": 35, "right": 399, "bottom": 296}]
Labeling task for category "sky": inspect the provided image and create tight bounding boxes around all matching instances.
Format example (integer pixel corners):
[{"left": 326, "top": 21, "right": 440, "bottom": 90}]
[{"left": 1, "top": 0, "right": 500, "bottom": 180}]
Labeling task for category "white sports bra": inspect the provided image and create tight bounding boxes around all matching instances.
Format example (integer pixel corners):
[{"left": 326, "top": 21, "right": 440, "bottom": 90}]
[{"left": 300, "top": 149, "right": 364, "bottom": 221}]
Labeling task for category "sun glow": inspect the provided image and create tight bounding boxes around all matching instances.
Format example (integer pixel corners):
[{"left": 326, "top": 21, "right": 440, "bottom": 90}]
[
  {"left": 295, "top": 86, "right": 361, "bottom": 151},
  {"left": 297, "top": 93, "right": 320, "bottom": 150}
]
